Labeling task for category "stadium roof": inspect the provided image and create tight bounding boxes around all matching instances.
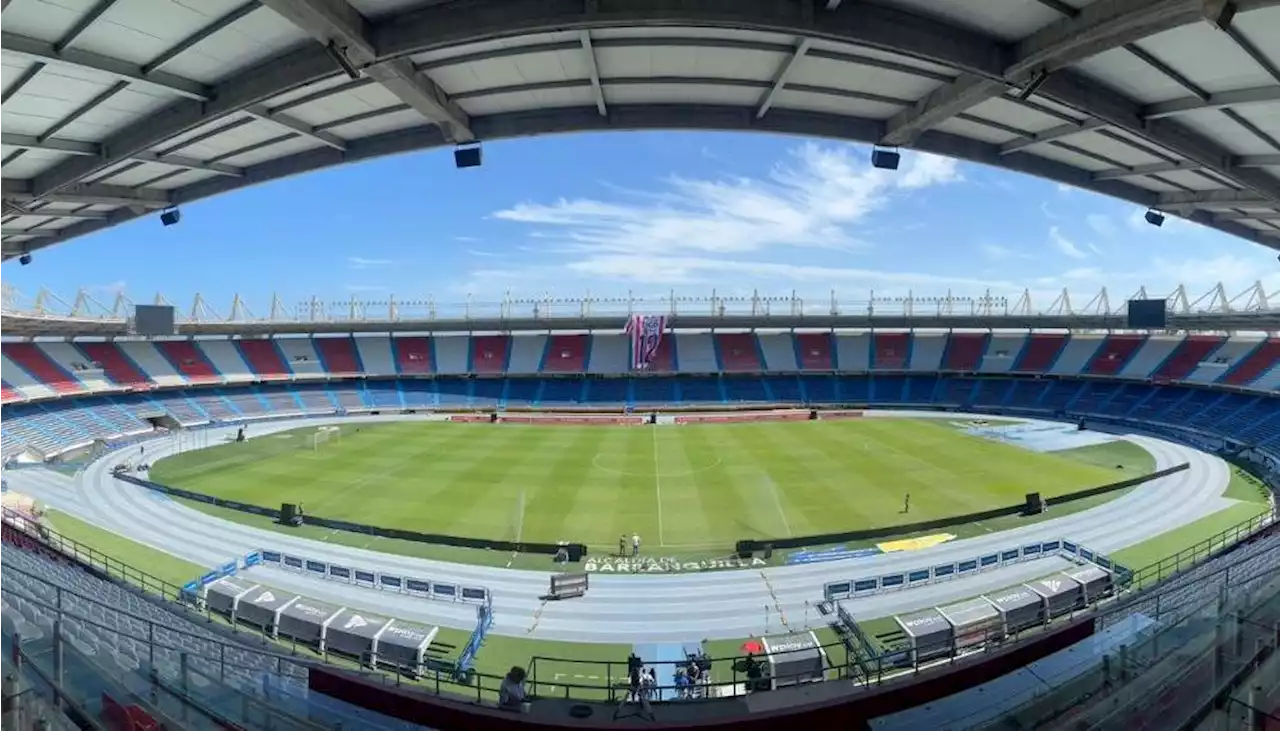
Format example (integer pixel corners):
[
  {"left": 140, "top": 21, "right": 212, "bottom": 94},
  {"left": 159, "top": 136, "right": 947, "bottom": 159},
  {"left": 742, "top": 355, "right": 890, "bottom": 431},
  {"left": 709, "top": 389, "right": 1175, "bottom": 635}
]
[{"left": 4, "top": 0, "right": 1280, "bottom": 261}]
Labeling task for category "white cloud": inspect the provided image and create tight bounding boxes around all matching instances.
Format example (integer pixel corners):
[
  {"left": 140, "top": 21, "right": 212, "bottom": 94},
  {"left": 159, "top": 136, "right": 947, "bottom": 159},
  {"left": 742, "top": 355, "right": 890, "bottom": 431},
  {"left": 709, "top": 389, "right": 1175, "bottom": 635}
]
[
  {"left": 1086, "top": 213, "right": 1117, "bottom": 238},
  {"left": 1056, "top": 183, "right": 1074, "bottom": 194},
  {"left": 1049, "top": 227, "right": 1090, "bottom": 259},
  {"left": 466, "top": 249, "right": 499, "bottom": 258},
  {"left": 491, "top": 143, "right": 963, "bottom": 258},
  {"left": 453, "top": 236, "right": 479, "bottom": 243},
  {"left": 347, "top": 256, "right": 393, "bottom": 269},
  {"left": 980, "top": 243, "right": 1030, "bottom": 261}
]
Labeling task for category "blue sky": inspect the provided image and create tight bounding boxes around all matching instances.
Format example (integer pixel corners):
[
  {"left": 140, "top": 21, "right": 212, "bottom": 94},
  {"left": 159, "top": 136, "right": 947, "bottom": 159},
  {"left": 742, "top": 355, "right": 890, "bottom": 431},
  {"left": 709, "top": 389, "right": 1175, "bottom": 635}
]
[{"left": 4, "top": 130, "right": 1278, "bottom": 317}]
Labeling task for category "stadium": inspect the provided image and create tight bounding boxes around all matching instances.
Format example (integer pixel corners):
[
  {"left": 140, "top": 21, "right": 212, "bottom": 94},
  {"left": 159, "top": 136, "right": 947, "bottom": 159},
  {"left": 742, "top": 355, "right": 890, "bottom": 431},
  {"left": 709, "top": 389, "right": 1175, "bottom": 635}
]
[{"left": 1, "top": 1, "right": 1279, "bottom": 730}]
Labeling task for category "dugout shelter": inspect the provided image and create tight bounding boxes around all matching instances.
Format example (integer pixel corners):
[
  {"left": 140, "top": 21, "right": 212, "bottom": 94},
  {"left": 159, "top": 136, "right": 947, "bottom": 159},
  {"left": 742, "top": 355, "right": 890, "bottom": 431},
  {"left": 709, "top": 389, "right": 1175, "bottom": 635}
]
[
  {"left": 936, "top": 596, "right": 1002, "bottom": 651},
  {"left": 277, "top": 597, "right": 345, "bottom": 652},
  {"left": 1026, "top": 575, "right": 1086, "bottom": 619},
  {"left": 1064, "top": 565, "right": 1115, "bottom": 603},
  {"left": 984, "top": 585, "right": 1045, "bottom": 636},
  {"left": 235, "top": 585, "right": 299, "bottom": 634},
  {"left": 201, "top": 577, "right": 259, "bottom": 616},
  {"left": 375, "top": 622, "right": 441, "bottom": 677},
  {"left": 327, "top": 608, "right": 394, "bottom": 663},
  {"left": 895, "top": 608, "right": 954, "bottom": 665},
  {"left": 759, "top": 631, "right": 827, "bottom": 690}
]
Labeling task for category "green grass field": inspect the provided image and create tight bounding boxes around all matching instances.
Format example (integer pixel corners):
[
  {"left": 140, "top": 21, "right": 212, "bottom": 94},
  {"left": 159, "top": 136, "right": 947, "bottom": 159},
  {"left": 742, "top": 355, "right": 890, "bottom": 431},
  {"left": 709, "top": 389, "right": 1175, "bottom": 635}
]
[{"left": 150, "top": 419, "right": 1153, "bottom": 562}]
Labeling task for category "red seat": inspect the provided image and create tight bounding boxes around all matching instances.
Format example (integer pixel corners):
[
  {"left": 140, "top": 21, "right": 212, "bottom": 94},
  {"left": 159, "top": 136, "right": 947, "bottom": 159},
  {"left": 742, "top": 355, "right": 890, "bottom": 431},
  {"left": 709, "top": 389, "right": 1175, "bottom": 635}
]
[
  {"left": 1221, "top": 338, "right": 1280, "bottom": 386},
  {"left": 77, "top": 342, "right": 151, "bottom": 388},
  {"left": 795, "top": 333, "right": 833, "bottom": 370},
  {"left": 1084, "top": 334, "right": 1146, "bottom": 376},
  {"left": 471, "top": 336, "right": 509, "bottom": 374},
  {"left": 943, "top": 334, "right": 988, "bottom": 371},
  {"left": 872, "top": 333, "right": 909, "bottom": 369},
  {"left": 236, "top": 340, "right": 291, "bottom": 379},
  {"left": 543, "top": 335, "right": 588, "bottom": 373},
  {"left": 315, "top": 337, "right": 362, "bottom": 375},
  {"left": 1151, "top": 336, "right": 1225, "bottom": 381},
  {"left": 2, "top": 382, "right": 23, "bottom": 403},
  {"left": 394, "top": 337, "right": 433, "bottom": 374},
  {"left": 715, "top": 334, "right": 761, "bottom": 372},
  {"left": 154, "top": 341, "right": 219, "bottom": 383},
  {"left": 4, "top": 343, "right": 83, "bottom": 393},
  {"left": 1012, "top": 334, "right": 1067, "bottom": 372}
]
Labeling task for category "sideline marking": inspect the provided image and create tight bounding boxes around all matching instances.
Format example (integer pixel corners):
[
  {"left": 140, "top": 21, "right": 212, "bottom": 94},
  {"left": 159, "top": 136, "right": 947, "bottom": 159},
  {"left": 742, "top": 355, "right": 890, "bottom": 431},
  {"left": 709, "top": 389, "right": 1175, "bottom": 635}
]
[
  {"left": 652, "top": 426, "right": 664, "bottom": 546},
  {"left": 764, "top": 478, "right": 794, "bottom": 537}
]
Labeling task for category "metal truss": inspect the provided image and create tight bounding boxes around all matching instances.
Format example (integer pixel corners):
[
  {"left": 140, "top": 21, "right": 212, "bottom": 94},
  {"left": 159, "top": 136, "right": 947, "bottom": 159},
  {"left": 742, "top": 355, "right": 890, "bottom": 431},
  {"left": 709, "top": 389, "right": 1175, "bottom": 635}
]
[
  {"left": 5, "top": 0, "right": 1280, "bottom": 255},
  {"left": 4, "top": 283, "right": 1276, "bottom": 325}
]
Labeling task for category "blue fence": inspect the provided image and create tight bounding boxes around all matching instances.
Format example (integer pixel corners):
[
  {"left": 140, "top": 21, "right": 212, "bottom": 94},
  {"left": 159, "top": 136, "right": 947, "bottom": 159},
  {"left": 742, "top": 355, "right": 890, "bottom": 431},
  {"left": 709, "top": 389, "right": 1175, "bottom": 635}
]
[
  {"left": 822, "top": 538, "right": 1128, "bottom": 601},
  {"left": 456, "top": 596, "right": 495, "bottom": 677},
  {"left": 255, "top": 549, "right": 491, "bottom": 605}
]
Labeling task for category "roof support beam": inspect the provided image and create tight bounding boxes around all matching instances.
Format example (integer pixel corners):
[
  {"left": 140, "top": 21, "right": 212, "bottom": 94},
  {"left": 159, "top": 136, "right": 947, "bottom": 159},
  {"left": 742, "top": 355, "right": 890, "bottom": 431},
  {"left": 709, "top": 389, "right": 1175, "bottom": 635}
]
[
  {"left": 258, "top": 0, "right": 473, "bottom": 142},
  {"left": 1144, "top": 85, "right": 1280, "bottom": 119},
  {"left": 2, "top": 179, "right": 171, "bottom": 208},
  {"left": 881, "top": 76, "right": 1004, "bottom": 146},
  {"left": 1000, "top": 118, "right": 1104, "bottom": 154},
  {"left": 757, "top": 38, "right": 811, "bottom": 119},
  {"left": 245, "top": 105, "right": 347, "bottom": 150},
  {"left": 580, "top": 31, "right": 607, "bottom": 116},
  {"left": 1, "top": 134, "right": 243, "bottom": 176},
  {"left": 1215, "top": 211, "right": 1280, "bottom": 221},
  {"left": 0, "top": 228, "right": 57, "bottom": 238},
  {"left": 55, "top": 0, "right": 120, "bottom": 52},
  {"left": 1158, "top": 189, "right": 1272, "bottom": 209},
  {"left": 6, "top": 209, "right": 111, "bottom": 220},
  {"left": 1093, "top": 159, "right": 1205, "bottom": 180},
  {"left": 0, "top": 31, "right": 210, "bottom": 101}
]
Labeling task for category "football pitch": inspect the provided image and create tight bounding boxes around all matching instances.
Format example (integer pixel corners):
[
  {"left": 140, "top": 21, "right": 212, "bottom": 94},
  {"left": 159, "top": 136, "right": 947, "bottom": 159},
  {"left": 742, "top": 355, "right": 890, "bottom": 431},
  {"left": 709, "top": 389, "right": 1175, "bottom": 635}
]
[{"left": 149, "top": 419, "right": 1154, "bottom": 554}]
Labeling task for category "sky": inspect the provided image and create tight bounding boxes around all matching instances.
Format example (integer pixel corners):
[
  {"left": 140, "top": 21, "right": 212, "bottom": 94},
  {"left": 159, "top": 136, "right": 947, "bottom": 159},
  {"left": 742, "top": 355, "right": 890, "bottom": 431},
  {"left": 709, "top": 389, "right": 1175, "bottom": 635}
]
[{"left": 3, "top": 130, "right": 1278, "bottom": 320}]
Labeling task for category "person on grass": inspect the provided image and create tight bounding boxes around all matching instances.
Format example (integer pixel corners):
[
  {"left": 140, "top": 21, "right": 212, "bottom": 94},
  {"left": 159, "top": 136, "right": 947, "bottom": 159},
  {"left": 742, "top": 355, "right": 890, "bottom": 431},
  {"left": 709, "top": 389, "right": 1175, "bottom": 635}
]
[{"left": 632, "top": 532, "right": 641, "bottom": 557}]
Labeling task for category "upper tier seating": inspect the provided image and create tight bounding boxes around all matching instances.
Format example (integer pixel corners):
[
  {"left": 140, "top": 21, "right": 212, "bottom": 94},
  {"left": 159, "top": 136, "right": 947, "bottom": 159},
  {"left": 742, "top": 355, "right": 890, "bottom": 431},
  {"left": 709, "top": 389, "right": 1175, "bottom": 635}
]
[
  {"left": 942, "top": 333, "right": 987, "bottom": 371},
  {"left": 314, "top": 336, "right": 364, "bottom": 375},
  {"left": 154, "top": 341, "right": 220, "bottom": 383},
  {"left": 1, "top": 382, "right": 20, "bottom": 403},
  {"left": 757, "top": 333, "right": 796, "bottom": 371},
  {"left": 75, "top": 342, "right": 151, "bottom": 389},
  {"left": 1084, "top": 334, "right": 1146, "bottom": 376},
  {"left": 979, "top": 335, "right": 1025, "bottom": 373},
  {"left": 471, "top": 335, "right": 510, "bottom": 374},
  {"left": 907, "top": 335, "right": 945, "bottom": 371},
  {"left": 393, "top": 337, "right": 433, "bottom": 375},
  {"left": 872, "top": 333, "right": 909, "bottom": 369},
  {"left": 587, "top": 334, "right": 629, "bottom": 374},
  {"left": 432, "top": 336, "right": 468, "bottom": 375},
  {"left": 235, "top": 340, "right": 291, "bottom": 379},
  {"left": 38, "top": 342, "right": 112, "bottom": 391},
  {"left": 676, "top": 334, "right": 716, "bottom": 373},
  {"left": 795, "top": 333, "right": 834, "bottom": 370},
  {"left": 1152, "top": 336, "right": 1226, "bottom": 381},
  {"left": 276, "top": 338, "right": 324, "bottom": 378},
  {"left": 542, "top": 335, "right": 589, "bottom": 373},
  {"left": 1221, "top": 338, "right": 1279, "bottom": 387},
  {"left": 354, "top": 336, "right": 396, "bottom": 377},
  {"left": 715, "top": 333, "right": 762, "bottom": 372},
  {"left": 4, "top": 343, "right": 84, "bottom": 394},
  {"left": 193, "top": 340, "right": 253, "bottom": 381},
  {"left": 1013, "top": 333, "right": 1066, "bottom": 372}
]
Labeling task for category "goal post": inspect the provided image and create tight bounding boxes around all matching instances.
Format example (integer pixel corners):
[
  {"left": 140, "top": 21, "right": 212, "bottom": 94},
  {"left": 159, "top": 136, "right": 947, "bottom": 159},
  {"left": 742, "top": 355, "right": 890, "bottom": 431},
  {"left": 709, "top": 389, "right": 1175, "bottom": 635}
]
[{"left": 311, "top": 426, "right": 341, "bottom": 452}]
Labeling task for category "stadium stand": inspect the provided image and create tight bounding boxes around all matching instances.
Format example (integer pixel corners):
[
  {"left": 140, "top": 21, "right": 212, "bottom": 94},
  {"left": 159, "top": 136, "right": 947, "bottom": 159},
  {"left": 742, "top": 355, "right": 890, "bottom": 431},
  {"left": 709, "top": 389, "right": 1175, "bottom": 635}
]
[
  {"left": 871, "top": 333, "right": 909, "bottom": 370},
  {"left": 509, "top": 334, "right": 545, "bottom": 375},
  {"left": 907, "top": 334, "right": 945, "bottom": 371},
  {"left": 1220, "top": 337, "right": 1280, "bottom": 386},
  {"left": 1011, "top": 333, "right": 1066, "bottom": 373},
  {"left": 1048, "top": 335, "right": 1102, "bottom": 375},
  {"left": 154, "top": 341, "right": 220, "bottom": 384},
  {"left": 195, "top": 340, "right": 254, "bottom": 382},
  {"left": 1, "top": 382, "right": 20, "bottom": 404},
  {"left": 978, "top": 334, "right": 1024, "bottom": 373},
  {"left": 234, "top": 339, "right": 291, "bottom": 380},
  {"left": 541, "top": 335, "right": 589, "bottom": 373},
  {"left": 1184, "top": 335, "right": 1254, "bottom": 384},
  {"left": 276, "top": 338, "right": 324, "bottom": 378},
  {"left": 1083, "top": 334, "right": 1146, "bottom": 377},
  {"left": 942, "top": 333, "right": 988, "bottom": 371},
  {"left": 587, "top": 334, "right": 629, "bottom": 374},
  {"left": 433, "top": 336, "right": 469, "bottom": 375},
  {"left": 758, "top": 333, "right": 797, "bottom": 371},
  {"left": 37, "top": 342, "right": 111, "bottom": 392},
  {"left": 794, "top": 333, "right": 834, "bottom": 370},
  {"left": 314, "top": 336, "right": 365, "bottom": 376},
  {"left": 647, "top": 332, "right": 678, "bottom": 372},
  {"left": 836, "top": 333, "right": 871, "bottom": 371},
  {"left": 1118, "top": 335, "right": 1177, "bottom": 379},
  {"left": 2, "top": 353, "right": 56, "bottom": 400},
  {"left": 394, "top": 336, "right": 434, "bottom": 375},
  {"left": 715, "top": 333, "right": 763, "bottom": 372},
  {"left": 1150, "top": 335, "right": 1225, "bottom": 382},
  {"left": 676, "top": 333, "right": 716, "bottom": 373},
  {"left": 4, "top": 343, "right": 84, "bottom": 394},
  {"left": 77, "top": 342, "right": 151, "bottom": 389},
  {"left": 354, "top": 335, "right": 396, "bottom": 377},
  {"left": 473, "top": 335, "right": 512, "bottom": 374}
]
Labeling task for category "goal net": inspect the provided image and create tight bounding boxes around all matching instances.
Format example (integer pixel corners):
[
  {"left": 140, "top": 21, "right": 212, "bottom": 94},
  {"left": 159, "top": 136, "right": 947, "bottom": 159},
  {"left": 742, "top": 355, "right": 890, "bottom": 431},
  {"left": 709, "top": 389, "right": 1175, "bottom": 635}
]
[{"left": 311, "top": 426, "right": 341, "bottom": 452}]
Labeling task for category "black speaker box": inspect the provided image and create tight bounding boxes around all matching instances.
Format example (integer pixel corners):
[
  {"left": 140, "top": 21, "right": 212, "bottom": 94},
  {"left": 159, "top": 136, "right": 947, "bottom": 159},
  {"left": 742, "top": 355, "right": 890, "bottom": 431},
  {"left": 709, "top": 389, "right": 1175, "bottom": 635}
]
[
  {"left": 160, "top": 209, "right": 181, "bottom": 226},
  {"left": 454, "top": 145, "right": 482, "bottom": 168},
  {"left": 281, "top": 503, "right": 298, "bottom": 524},
  {"left": 1024, "top": 492, "right": 1044, "bottom": 515}
]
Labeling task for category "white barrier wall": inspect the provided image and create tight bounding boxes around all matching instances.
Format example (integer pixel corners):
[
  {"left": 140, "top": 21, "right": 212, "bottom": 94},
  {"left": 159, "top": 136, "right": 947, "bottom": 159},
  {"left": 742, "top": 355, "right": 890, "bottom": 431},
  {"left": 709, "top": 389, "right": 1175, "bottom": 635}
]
[
  {"left": 1185, "top": 336, "right": 1256, "bottom": 384},
  {"left": 588, "top": 334, "right": 629, "bottom": 374},
  {"left": 38, "top": 342, "right": 112, "bottom": 392},
  {"left": 1120, "top": 336, "right": 1181, "bottom": 379},
  {"left": 980, "top": 334, "right": 1026, "bottom": 373},
  {"left": 196, "top": 340, "right": 255, "bottom": 382},
  {"left": 757, "top": 334, "right": 796, "bottom": 371},
  {"left": 276, "top": 338, "right": 323, "bottom": 379},
  {"left": 1050, "top": 335, "right": 1104, "bottom": 375},
  {"left": 675, "top": 333, "right": 717, "bottom": 373},
  {"left": 507, "top": 335, "right": 545, "bottom": 374},
  {"left": 354, "top": 336, "right": 396, "bottom": 377},
  {"left": 836, "top": 333, "right": 870, "bottom": 371},
  {"left": 434, "top": 337, "right": 469, "bottom": 375},
  {"left": 119, "top": 342, "right": 185, "bottom": 387}
]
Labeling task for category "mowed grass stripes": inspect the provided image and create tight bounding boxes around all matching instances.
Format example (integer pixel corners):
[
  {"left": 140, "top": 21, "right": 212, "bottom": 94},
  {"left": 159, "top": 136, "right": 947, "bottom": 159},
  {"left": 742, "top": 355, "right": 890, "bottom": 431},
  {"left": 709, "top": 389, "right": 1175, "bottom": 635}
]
[{"left": 149, "top": 420, "right": 1142, "bottom": 550}]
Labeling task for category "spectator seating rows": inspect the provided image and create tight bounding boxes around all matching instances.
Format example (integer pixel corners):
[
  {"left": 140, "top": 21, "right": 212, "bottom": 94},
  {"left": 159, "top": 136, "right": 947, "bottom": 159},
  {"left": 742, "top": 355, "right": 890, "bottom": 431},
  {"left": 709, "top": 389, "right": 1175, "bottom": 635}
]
[{"left": 2, "top": 374, "right": 1276, "bottom": 460}]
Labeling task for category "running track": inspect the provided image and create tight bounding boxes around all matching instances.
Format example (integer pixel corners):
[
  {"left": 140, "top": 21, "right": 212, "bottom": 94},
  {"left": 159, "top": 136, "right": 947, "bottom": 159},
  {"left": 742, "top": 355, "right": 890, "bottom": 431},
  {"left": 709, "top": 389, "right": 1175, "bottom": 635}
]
[{"left": 8, "top": 414, "right": 1234, "bottom": 644}]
